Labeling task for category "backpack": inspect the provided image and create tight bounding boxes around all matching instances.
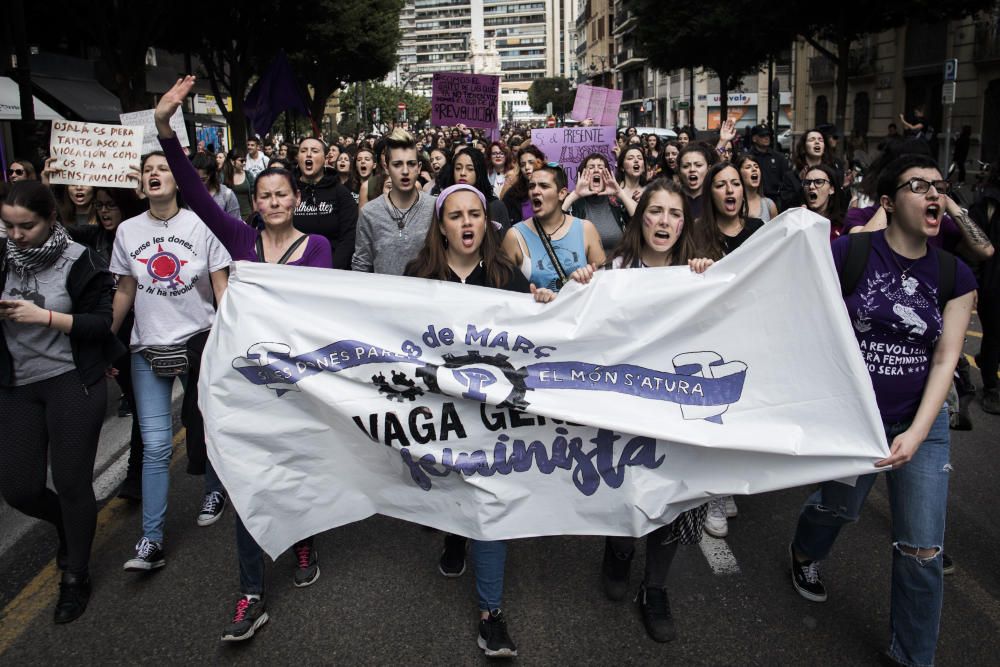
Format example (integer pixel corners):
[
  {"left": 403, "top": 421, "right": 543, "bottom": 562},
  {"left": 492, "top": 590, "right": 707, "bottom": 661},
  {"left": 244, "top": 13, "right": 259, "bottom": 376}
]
[{"left": 839, "top": 232, "right": 956, "bottom": 311}]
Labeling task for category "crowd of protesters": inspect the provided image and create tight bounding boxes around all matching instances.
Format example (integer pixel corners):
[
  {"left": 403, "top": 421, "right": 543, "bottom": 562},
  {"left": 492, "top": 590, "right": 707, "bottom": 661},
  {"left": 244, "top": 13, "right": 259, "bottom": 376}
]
[{"left": 0, "top": 73, "right": 997, "bottom": 666}]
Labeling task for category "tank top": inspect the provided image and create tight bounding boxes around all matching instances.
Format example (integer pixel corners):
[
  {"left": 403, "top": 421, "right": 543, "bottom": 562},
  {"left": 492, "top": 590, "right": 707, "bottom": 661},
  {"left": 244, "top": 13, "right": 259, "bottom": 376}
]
[{"left": 514, "top": 217, "right": 587, "bottom": 291}]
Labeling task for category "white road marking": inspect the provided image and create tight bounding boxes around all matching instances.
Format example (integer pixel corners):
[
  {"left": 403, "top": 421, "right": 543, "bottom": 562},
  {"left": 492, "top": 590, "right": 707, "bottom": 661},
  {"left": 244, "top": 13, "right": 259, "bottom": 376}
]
[{"left": 699, "top": 534, "right": 741, "bottom": 575}]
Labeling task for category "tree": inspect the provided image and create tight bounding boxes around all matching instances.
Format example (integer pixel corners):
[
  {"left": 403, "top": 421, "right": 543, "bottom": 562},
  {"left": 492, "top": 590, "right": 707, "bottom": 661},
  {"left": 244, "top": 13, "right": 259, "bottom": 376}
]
[
  {"left": 629, "top": 0, "right": 794, "bottom": 124},
  {"left": 283, "top": 0, "right": 404, "bottom": 125},
  {"left": 338, "top": 82, "right": 431, "bottom": 132},
  {"left": 527, "top": 78, "right": 575, "bottom": 116},
  {"left": 795, "top": 0, "right": 994, "bottom": 133}
]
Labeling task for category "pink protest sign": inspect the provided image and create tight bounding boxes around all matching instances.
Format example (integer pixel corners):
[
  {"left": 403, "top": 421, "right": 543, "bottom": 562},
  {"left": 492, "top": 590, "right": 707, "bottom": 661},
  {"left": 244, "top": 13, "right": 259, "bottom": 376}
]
[
  {"left": 431, "top": 72, "right": 500, "bottom": 129},
  {"left": 571, "top": 85, "right": 622, "bottom": 127},
  {"left": 529, "top": 126, "right": 617, "bottom": 190}
]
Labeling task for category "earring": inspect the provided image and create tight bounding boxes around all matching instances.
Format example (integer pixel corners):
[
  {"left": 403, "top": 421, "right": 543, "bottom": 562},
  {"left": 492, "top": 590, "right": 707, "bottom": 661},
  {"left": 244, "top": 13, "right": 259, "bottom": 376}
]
[{"left": 442, "top": 235, "right": 449, "bottom": 247}]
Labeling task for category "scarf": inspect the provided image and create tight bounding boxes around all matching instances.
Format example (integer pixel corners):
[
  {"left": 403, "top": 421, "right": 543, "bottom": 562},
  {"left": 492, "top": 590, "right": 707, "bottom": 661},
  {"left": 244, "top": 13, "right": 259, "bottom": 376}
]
[{"left": 3, "top": 222, "right": 70, "bottom": 282}]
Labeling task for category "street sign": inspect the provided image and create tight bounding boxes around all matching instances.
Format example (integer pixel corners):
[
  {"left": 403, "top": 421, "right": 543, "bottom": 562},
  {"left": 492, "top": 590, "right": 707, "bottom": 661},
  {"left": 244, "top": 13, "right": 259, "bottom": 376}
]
[
  {"left": 942, "top": 82, "right": 956, "bottom": 105},
  {"left": 397, "top": 102, "right": 406, "bottom": 110},
  {"left": 677, "top": 101, "right": 690, "bottom": 110},
  {"left": 944, "top": 58, "right": 958, "bottom": 82}
]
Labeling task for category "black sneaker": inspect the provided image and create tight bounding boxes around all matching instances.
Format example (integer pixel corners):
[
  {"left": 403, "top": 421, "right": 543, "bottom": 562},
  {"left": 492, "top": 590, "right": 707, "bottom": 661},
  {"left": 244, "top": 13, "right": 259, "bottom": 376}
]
[
  {"left": 942, "top": 552, "right": 955, "bottom": 576},
  {"left": 477, "top": 609, "right": 518, "bottom": 658},
  {"left": 197, "top": 491, "right": 227, "bottom": 527},
  {"left": 221, "top": 595, "right": 269, "bottom": 642},
  {"left": 54, "top": 572, "right": 91, "bottom": 624},
  {"left": 292, "top": 541, "right": 320, "bottom": 587},
  {"left": 601, "top": 538, "right": 633, "bottom": 601},
  {"left": 984, "top": 389, "right": 1000, "bottom": 415},
  {"left": 438, "top": 534, "right": 467, "bottom": 577},
  {"left": 123, "top": 537, "right": 166, "bottom": 571},
  {"left": 789, "top": 543, "right": 827, "bottom": 602},
  {"left": 636, "top": 584, "right": 676, "bottom": 642},
  {"left": 118, "top": 396, "right": 133, "bottom": 418}
]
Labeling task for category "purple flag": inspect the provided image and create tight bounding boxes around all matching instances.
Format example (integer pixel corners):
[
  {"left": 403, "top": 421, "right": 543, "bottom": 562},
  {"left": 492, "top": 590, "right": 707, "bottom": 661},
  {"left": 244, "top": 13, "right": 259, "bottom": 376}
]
[{"left": 244, "top": 51, "right": 311, "bottom": 137}]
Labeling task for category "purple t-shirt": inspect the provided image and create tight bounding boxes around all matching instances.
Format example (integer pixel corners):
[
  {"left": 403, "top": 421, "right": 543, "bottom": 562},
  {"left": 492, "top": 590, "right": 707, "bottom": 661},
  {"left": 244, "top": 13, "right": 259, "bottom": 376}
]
[
  {"left": 833, "top": 230, "right": 976, "bottom": 422},
  {"left": 160, "top": 135, "right": 333, "bottom": 268},
  {"left": 843, "top": 205, "right": 961, "bottom": 252}
]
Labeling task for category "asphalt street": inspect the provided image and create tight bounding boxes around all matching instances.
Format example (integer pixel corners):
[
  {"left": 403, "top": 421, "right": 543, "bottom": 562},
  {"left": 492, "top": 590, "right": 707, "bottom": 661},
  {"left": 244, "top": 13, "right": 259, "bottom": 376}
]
[{"left": 0, "top": 327, "right": 997, "bottom": 665}]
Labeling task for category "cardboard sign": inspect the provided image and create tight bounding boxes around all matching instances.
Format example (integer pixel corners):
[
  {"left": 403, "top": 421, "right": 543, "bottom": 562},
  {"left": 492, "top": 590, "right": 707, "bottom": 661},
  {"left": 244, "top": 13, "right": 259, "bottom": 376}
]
[
  {"left": 570, "top": 85, "right": 622, "bottom": 127},
  {"left": 120, "top": 107, "right": 189, "bottom": 154},
  {"left": 431, "top": 72, "right": 500, "bottom": 129},
  {"left": 48, "top": 120, "right": 143, "bottom": 188},
  {"left": 530, "top": 126, "right": 618, "bottom": 190}
]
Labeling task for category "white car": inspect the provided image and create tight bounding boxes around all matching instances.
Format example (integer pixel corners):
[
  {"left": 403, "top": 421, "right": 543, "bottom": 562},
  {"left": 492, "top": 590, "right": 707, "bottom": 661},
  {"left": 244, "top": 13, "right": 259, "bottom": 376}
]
[
  {"left": 777, "top": 128, "right": 792, "bottom": 153},
  {"left": 626, "top": 126, "right": 679, "bottom": 141}
]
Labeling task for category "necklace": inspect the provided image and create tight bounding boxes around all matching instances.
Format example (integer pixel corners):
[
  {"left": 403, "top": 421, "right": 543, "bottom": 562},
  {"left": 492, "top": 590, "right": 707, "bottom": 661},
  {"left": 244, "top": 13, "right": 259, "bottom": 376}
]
[
  {"left": 538, "top": 213, "right": 567, "bottom": 238},
  {"left": 149, "top": 208, "right": 180, "bottom": 225},
  {"left": 888, "top": 246, "right": 921, "bottom": 281},
  {"left": 387, "top": 191, "right": 415, "bottom": 238}
]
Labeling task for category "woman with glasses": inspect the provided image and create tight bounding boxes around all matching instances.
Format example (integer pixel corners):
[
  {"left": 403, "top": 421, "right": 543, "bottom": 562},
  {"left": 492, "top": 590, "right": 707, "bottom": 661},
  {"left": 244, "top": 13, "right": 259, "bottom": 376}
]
[
  {"left": 787, "top": 155, "right": 981, "bottom": 667},
  {"left": 6, "top": 160, "right": 37, "bottom": 183},
  {"left": 487, "top": 141, "right": 512, "bottom": 199},
  {"left": 800, "top": 164, "right": 845, "bottom": 240}
]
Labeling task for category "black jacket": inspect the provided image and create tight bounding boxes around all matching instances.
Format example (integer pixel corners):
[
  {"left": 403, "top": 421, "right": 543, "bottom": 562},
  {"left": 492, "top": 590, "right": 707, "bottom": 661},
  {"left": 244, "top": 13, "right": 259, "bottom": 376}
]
[
  {"left": 750, "top": 146, "right": 796, "bottom": 211},
  {"left": 0, "top": 239, "right": 125, "bottom": 387},
  {"left": 294, "top": 168, "right": 359, "bottom": 269}
]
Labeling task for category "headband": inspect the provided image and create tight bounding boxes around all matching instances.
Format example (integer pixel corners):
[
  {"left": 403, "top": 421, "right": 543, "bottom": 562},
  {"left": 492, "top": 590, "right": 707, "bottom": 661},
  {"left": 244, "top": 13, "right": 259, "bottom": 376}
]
[{"left": 435, "top": 183, "right": 488, "bottom": 218}]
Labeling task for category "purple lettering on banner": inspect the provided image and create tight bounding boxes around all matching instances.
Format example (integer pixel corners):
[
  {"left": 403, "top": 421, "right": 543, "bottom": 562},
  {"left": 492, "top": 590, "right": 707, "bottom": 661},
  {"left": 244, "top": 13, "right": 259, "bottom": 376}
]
[
  {"left": 529, "top": 126, "right": 618, "bottom": 190},
  {"left": 431, "top": 72, "right": 500, "bottom": 130}
]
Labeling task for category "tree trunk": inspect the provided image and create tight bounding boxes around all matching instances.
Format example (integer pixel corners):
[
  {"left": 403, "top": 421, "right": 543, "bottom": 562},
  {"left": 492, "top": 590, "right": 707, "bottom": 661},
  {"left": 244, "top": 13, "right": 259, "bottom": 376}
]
[
  {"left": 835, "top": 37, "right": 850, "bottom": 138},
  {"left": 718, "top": 73, "right": 729, "bottom": 131}
]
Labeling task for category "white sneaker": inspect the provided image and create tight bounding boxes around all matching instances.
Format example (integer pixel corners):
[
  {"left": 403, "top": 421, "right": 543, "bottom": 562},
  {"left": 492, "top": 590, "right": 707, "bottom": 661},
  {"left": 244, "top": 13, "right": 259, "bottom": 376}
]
[
  {"left": 724, "top": 495, "right": 738, "bottom": 518},
  {"left": 704, "top": 498, "right": 729, "bottom": 538}
]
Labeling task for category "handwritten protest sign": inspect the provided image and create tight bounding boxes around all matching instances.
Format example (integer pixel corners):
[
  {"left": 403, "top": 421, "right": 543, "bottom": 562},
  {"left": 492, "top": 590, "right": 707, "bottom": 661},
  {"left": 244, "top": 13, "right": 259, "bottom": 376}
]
[
  {"left": 120, "top": 107, "right": 189, "bottom": 155},
  {"left": 530, "top": 126, "right": 617, "bottom": 190},
  {"left": 431, "top": 72, "right": 500, "bottom": 129},
  {"left": 48, "top": 120, "right": 143, "bottom": 188},
  {"left": 570, "top": 85, "right": 622, "bottom": 127}
]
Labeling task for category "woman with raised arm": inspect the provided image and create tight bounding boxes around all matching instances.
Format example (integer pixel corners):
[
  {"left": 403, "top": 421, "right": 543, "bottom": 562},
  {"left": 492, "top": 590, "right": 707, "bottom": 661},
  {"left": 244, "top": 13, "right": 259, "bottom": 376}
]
[{"left": 152, "top": 75, "right": 332, "bottom": 642}]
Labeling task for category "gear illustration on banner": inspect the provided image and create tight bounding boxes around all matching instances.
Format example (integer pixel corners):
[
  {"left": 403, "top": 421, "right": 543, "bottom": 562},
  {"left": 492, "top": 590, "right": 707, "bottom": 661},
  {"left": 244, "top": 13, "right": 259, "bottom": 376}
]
[
  {"left": 417, "top": 351, "right": 530, "bottom": 410},
  {"left": 372, "top": 370, "right": 424, "bottom": 402}
]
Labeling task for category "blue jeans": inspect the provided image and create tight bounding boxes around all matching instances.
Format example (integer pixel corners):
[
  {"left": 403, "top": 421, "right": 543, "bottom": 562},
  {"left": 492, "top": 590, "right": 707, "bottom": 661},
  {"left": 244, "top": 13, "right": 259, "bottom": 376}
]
[
  {"left": 792, "top": 409, "right": 950, "bottom": 667},
  {"left": 132, "top": 353, "right": 221, "bottom": 543},
  {"left": 236, "top": 514, "right": 265, "bottom": 595},
  {"left": 472, "top": 540, "right": 507, "bottom": 611}
]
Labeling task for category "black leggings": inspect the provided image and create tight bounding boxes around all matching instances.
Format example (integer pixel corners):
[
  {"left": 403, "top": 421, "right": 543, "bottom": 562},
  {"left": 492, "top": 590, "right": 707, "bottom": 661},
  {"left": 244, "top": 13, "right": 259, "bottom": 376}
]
[
  {"left": 608, "top": 524, "right": 681, "bottom": 589},
  {"left": 0, "top": 372, "right": 107, "bottom": 576}
]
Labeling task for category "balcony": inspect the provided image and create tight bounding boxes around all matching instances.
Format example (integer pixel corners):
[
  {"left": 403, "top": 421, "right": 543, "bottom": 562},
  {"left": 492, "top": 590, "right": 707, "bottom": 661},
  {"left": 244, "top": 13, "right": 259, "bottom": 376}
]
[
  {"left": 808, "top": 45, "right": 878, "bottom": 83},
  {"left": 615, "top": 47, "right": 646, "bottom": 71},
  {"left": 975, "top": 20, "right": 1000, "bottom": 63},
  {"left": 613, "top": 9, "right": 636, "bottom": 36}
]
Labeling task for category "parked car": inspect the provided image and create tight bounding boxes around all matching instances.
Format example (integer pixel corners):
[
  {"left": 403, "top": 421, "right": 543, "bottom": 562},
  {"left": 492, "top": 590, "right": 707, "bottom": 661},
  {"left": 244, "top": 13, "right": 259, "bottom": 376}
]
[
  {"left": 626, "top": 126, "right": 679, "bottom": 141},
  {"left": 777, "top": 128, "right": 793, "bottom": 153}
]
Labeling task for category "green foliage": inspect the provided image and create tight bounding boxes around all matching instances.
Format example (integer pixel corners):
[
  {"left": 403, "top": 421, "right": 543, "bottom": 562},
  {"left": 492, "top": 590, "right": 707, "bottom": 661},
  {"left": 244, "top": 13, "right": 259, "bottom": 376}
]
[
  {"left": 527, "top": 78, "right": 575, "bottom": 115},
  {"left": 339, "top": 82, "right": 432, "bottom": 129}
]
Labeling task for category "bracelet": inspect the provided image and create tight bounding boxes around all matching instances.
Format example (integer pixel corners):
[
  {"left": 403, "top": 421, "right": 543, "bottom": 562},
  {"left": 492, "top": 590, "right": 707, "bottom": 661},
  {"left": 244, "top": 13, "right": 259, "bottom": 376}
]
[{"left": 47, "top": 310, "right": 53, "bottom": 328}]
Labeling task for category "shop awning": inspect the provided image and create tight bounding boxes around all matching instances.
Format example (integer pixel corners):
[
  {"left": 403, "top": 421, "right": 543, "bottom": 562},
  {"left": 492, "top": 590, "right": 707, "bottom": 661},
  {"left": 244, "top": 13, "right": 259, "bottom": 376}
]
[
  {"left": 31, "top": 74, "right": 122, "bottom": 122},
  {"left": 0, "top": 77, "right": 64, "bottom": 121}
]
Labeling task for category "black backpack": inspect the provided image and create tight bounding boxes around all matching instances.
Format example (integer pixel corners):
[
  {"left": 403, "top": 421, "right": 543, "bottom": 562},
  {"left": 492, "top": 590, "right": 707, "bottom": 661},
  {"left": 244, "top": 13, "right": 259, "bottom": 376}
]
[{"left": 839, "top": 232, "right": 956, "bottom": 311}]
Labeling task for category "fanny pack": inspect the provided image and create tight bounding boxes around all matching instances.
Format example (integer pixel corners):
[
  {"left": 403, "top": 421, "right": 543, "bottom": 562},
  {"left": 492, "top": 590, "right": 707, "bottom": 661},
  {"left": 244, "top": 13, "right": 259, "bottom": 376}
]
[{"left": 141, "top": 345, "right": 189, "bottom": 378}]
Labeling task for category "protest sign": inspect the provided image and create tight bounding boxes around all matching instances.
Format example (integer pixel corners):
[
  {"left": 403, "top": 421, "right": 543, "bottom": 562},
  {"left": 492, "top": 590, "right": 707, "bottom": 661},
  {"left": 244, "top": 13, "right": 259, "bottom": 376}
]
[
  {"left": 48, "top": 120, "right": 143, "bottom": 188},
  {"left": 431, "top": 72, "right": 500, "bottom": 129},
  {"left": 200, "top": 209, "right": 887, "bottom": 559},
  {"left": 571, "top": 85, "right": 622, "bottom": 127},
  {"left": 120, "top": 107, "right": 189, "bottom": 155},
  {"left": 530, "top": 126, "right": 617, "bottom": 190}
]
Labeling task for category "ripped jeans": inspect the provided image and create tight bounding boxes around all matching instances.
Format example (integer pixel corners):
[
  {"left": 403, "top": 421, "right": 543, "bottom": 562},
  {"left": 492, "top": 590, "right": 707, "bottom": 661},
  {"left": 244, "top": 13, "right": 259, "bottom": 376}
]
[{"left": 792, "top": 408, "right": 950, "bottom": 667}]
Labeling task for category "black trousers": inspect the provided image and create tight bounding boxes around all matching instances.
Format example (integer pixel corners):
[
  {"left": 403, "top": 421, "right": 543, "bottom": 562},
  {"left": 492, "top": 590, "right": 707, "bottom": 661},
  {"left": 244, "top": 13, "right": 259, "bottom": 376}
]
[{"left": 0, "top": 372, "right": 107, "bottom": 576}]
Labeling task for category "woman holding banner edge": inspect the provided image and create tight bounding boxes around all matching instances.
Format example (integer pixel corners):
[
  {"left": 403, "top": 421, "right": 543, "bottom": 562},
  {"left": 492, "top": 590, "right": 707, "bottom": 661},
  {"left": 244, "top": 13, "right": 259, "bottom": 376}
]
[
  {"left": 404, "top": 183, "right": 554, "bottom": 658},
  {"left": 153, "top": 75, "right": 332, "bottom": 643}
]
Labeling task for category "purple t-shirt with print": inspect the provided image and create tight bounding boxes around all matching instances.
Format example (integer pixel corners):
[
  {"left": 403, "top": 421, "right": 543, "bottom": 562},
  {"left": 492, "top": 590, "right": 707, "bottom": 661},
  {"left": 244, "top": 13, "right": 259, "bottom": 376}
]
[{"left": 833, "top": 230, "right": 976, "bottom": 422}]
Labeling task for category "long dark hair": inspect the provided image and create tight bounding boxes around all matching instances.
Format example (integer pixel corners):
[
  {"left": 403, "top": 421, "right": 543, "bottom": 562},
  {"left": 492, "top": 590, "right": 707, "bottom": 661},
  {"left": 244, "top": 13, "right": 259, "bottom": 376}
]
[
  {"left": 222, "top": 148, "right": 246, "bottom": 188},
  {"left": 611, "top": 178, "right": 699, "bottom": 269},
  {"left": 508, "top": 145, "right": 546, "bottom": 202},
  {"left": 437, "top": 147, "right": 498, "bottom": 202},
  {"left": 405, "top": 190, "right": 515, "bottom": 287},
  {"left": 793, "top": 128, "right": 835, "bottom": 173},
  {"left": 191, "top": 153, "right": 221, "bottom": 192},
  {"left": 698, "top": 162, "right": 748, "bottom": 260},
  {"left": 5, "top": 180, "right": 57, "bottom": 220}
]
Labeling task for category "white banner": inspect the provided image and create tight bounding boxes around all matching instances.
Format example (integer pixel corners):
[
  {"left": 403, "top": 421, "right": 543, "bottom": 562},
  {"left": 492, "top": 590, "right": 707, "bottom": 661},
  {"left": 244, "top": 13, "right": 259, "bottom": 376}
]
[
  {"left": 200, "top": 210, "right": 888, "bottom": 559},
  {"left": 48, "top": 120, "right": 142, "bottom": 188},
  {"left": 120, "top": 107, "right": 189, "bottom": 155}
]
